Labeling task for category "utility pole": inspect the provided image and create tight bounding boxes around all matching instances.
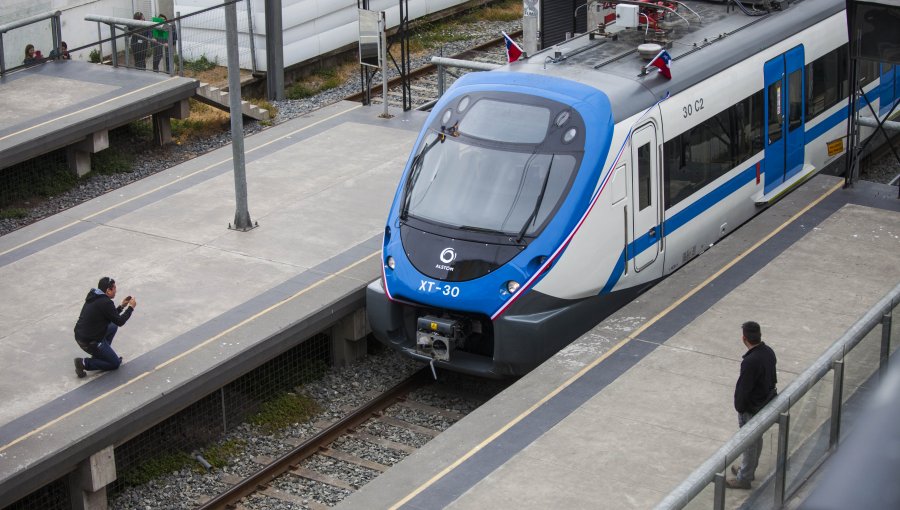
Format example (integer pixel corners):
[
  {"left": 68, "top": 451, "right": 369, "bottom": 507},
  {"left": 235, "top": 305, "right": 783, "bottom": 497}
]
[{"left": 226, "top": 0, "right": 255, "bottom": 231}]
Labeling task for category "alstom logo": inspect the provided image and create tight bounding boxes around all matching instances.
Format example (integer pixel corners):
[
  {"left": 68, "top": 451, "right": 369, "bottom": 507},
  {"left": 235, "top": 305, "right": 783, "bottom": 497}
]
[
  {"left": 436, "top": 247, "right": 456, "bottom": 271},
  {"left": 439, "top": 248, "right": 456, "bottom": 264}
]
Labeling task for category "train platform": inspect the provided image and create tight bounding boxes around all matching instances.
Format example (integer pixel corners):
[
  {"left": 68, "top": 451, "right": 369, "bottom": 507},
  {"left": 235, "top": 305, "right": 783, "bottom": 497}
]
[
  {"left": 0, "top": 60, "right": 197, "bottom": 174},
  {"left": 0, "top": 101, "right": 428, "bottom": 506},
  {"left": 338, "top": 174, "right": 900, "bottom": 510}
]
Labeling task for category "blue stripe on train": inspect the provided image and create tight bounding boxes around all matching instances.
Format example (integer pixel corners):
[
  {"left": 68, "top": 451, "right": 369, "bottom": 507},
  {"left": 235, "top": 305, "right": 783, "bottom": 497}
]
[{"left": 599, "top": 103, "right": 852, "bottom": 295}]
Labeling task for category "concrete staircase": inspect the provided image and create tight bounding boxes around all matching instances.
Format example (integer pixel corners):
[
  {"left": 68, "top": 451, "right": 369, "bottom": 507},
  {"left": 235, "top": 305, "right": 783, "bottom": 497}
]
[{"left": 194, "top": 82, "right": 270, "bottom": 121}]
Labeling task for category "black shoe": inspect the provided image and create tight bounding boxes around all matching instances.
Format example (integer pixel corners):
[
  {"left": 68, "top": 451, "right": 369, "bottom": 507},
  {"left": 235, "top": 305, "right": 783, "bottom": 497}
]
[
  {"left": 74, "top": 358, "right": 86, "bottom": 378},
  {"left": 731, "top": 465, "right": 754, "bottom": 481},
  {"left": 725, "top": 478, "right": 752, "bottom": 490}
]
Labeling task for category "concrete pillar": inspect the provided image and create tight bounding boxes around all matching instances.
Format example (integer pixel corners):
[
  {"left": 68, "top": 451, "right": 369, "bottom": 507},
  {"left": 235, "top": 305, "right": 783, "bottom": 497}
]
[
  {"left": 331, "top": 308, "right": 370, "bottom": 368},
  {"left": 152, "top": 99, "right": 190, "bottom": 146},
  {"left": 152, "top": 113, "right": 173, "bottom": 146},
  {"left": 68, "top": 445, "right": 116, "bottom": 510},
  {"left": 66, "top": 130, "right": 109, "bottom": 177}
]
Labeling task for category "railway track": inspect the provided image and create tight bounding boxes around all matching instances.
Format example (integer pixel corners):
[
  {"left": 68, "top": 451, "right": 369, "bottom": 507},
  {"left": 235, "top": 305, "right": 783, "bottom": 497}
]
[
  {"left": 195, "top": 368, "right": 500, "bottom": 509},
  {"left": 346, "top": 31, "right": 520, "bottom": 111}
]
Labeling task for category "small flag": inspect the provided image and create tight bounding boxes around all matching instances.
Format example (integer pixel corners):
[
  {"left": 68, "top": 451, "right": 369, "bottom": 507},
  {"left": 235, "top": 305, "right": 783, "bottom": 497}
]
[
  {"left": 502, "top": 31, "right": 523, "bottom": 63},
  {"left": 645, "top": 49, "right": 672, "bottom": 79}
]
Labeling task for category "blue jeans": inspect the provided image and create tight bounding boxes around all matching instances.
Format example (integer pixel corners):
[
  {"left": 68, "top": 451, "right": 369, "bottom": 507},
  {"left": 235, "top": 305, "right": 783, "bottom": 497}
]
[
  {"left": 82, "top": 323, "right": 122, "bottom": 371},
  {"left": 737, "top": 411, "right": 762, "bottom": 482}
]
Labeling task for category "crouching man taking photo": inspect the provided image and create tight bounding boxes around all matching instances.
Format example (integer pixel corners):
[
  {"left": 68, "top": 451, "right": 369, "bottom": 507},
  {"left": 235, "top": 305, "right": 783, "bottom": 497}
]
[{"left": 73, "top": 276, "right": 137, "bottom": 378}]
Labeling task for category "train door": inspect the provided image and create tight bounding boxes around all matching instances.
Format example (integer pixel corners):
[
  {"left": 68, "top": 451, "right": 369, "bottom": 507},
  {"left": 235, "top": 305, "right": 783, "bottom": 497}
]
[
  {"left": 631, "top": 123, "right": 660, "bottom": 271},
  {"left": 763, "top": 45, "right": 805, "bottom": 194}
]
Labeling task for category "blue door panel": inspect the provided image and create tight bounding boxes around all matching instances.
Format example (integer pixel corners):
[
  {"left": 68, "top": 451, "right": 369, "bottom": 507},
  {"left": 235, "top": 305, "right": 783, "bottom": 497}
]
[
  {"left": 764, "top": 45, "right": 804, "bottom": 194},
  {"left": 764, "top": 57, "right": 785, "bottom": 193},
  {"left": 784, "top": 46, "right": 805, "bottom": 180}
]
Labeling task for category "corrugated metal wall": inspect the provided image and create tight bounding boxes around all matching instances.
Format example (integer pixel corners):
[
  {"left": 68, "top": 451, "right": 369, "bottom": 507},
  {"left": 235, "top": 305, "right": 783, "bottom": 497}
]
[{"left": 540, "top": 0, "right": 585, "bottom": 48}]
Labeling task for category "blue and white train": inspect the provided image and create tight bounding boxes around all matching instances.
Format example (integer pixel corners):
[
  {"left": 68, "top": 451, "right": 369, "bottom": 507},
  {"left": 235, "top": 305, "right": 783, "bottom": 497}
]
[{"left": 366, "top": 0, "right": 899, "bottom": 377}]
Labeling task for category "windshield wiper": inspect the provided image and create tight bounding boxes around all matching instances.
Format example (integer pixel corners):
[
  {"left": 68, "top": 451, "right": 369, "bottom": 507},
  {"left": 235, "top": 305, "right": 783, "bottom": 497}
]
[
  {"left": 400, "top": 134, "right": 444, "bottom": 220},
  {"left": 516, "top": 154, "right": 555, "bottom": 243}
]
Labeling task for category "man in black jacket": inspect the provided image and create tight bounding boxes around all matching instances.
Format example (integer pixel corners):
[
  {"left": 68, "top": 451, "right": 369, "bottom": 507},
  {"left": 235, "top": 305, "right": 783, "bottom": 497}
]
[
  {"left": 727, "top": 320, "right": 777, "bottom": 489},
  {"left": 73, "top": 277, "right": 137, "bottom": 378}
]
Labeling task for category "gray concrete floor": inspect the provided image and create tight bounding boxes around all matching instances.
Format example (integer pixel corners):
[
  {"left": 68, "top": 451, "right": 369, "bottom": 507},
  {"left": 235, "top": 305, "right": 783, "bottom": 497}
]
[
  {"left": 0, "top": 101, "right": 427, "bottom": 499},
  {"left": 338, "top": 176, "right": 900, "bottom": 510}
]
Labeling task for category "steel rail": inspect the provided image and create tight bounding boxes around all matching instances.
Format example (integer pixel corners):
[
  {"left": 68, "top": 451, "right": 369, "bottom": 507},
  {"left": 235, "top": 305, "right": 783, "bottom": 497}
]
[{"left": 196, "top": 367, "right": 432, "bottom": 510}]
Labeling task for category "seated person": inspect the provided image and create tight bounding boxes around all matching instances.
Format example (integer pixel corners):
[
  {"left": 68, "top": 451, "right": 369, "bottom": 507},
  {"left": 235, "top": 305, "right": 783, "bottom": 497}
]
[
  {"left": 23, "top": 44, "right": 38, "bottom": 65},
  {"left": 49, "top": 41, "right": 71, "bottom": 60}
]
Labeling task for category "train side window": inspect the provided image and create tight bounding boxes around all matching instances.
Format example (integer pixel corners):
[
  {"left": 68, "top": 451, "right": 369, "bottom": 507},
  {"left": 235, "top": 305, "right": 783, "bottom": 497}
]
[
  {"left": 638, "top": 142, "right": 651, "bottom": 210},
  {"left": 858, "top": 59, "right": 879, "bottom": 88},
  {"left": 788, "top": 69, "right": 803, "bottom": 131},
  {"left": 805, "top": 44, "right": 849, "bottom": 122},
  {"left": 664, "top": 91, "right": 763, "bottom": 209}
]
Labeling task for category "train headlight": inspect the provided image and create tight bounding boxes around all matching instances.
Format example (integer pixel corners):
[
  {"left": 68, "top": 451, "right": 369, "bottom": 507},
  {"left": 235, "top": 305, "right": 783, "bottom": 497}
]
[
  {"left": 506, "top": 280, "right": 521, "bottom": 294},
  {"left": 386, "top": 256, "right": 395, "bottom": 270},
  {"left": 563, "top": 127, "right": 577, "bottom": 144}
]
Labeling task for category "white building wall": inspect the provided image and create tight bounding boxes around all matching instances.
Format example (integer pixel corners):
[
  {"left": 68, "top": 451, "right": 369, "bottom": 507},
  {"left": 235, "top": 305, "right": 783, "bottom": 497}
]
[
  {"left": 1, "top": 1, "right": 159, "bottom": 65},
  {"left": 174, "top": 0, "right": 471, "bottom": 72},
  {"left": 1, "top": 0, "right": 472, "bottom": 71}
]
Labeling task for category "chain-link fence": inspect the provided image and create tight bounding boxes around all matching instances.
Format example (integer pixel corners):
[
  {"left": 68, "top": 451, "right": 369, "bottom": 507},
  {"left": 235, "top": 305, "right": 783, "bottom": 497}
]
[
  {"left": 108, "top": 332, "right": 332, "bottom": 499},
  {"left": 3, "top": 332, "right": 335, "bottom": 509},
  {"left": 87, "top": 0, "right": 257, "bottom": 79}
]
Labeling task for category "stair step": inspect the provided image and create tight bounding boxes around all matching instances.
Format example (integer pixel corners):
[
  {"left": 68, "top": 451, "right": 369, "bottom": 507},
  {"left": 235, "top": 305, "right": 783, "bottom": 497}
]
[{"left": 194, "top": 81, "right": 270, "bottom": 121}]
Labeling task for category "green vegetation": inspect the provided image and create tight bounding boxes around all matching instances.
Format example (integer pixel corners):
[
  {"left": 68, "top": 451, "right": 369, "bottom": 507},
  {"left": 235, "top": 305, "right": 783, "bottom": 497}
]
[
  {"left": 201, "top": 439, "right": 246, "bottom": 469},
  {"left": 89, "top": 48, "right": 101, "bottom": 63},
  {"left": 286, "top": 68, "right": 345, "bottom": 99},
  {"left": 461, "top": 0, "right": 522, "bottom": 22},
  {"left": 248, "top": 391, "right": 321, "bottom": 433},
  {"left": 120, "top": 450, "right": 194, "bottom": 487},
  {"left": 249, "top": 97, "right": 277, "bottom": 119},
  {"left": 182, "top": 54, "right": 219, "bottom": 73},
  {"left": 91, "top": 146, "right": 134, "bottom": 175},
  {"left": 171, "top": 99, "right": 231, "bottom": 143},
  {"left": 407, "top": 25, "right": 470, "bottom": 53},
  {"left": 0, "top": 208, "right": 28, "bottom": 219}
]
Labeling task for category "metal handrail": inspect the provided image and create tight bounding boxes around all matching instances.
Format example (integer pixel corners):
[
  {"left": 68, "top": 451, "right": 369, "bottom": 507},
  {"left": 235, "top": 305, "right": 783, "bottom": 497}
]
[
  {"left": 0, "top": 10, "right": 62, "bottom": 76},
  {"left": 655, "top": 280, "right": 900, "bottom": 509},
  {"left": 0, "top": 10, "right": 60, "bottom": 34}
]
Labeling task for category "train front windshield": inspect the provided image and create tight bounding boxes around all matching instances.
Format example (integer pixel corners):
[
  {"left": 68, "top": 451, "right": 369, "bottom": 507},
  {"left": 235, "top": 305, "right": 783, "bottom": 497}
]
[{"left": 401, "top": 95, "right": 583, "bottom": 239}]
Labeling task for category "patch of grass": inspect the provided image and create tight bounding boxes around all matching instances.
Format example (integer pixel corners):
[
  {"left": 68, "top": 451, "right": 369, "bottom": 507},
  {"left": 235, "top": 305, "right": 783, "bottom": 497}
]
[
  {"left": 91, "top": 146, "right": 134, "bottom": 175},
  {"left": 0, "top": 208, "right": 28, "bottom": 219},
  {"left": 171, "top": 99, "right": 231, "bottom": 144},
  {"left": 201, "top": 439, "right": 246, "bottom": 469},
  {"left": 248, "top": 391, "right": 321, "bottom": 433},
  {"left": 286, "top": 67, "right": 350, "bottom": 100},
  {"left": 407, "top": 24, "right": 470, "bottom": 53},
  {"left": 248, "top": 97, "right": 277, "bottom": 119},
  {"left": 25, "top": 162, "right": 78, "bottom": 200},
  {"left": 461, "top": 0, "right": 522, "bottom": 23},
  {"left": 182, "top": 54, "right": 219, "bottom": 73},
  {"left": 120, "top": 450, "right": 193, "bottom": 487}
]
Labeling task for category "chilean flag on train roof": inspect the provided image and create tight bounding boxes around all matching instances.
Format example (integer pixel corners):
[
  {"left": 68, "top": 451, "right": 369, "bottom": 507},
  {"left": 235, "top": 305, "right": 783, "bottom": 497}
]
[
  {"left": 646, "top": 49, "right": 672, "bottom": 79},
  {"left": 502, "top": 31, "right": 523, "bottom": 63}
]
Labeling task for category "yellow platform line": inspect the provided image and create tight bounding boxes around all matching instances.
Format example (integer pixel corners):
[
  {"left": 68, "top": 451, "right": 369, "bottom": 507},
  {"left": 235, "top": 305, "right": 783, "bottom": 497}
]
[{"left": 389, "top": 180, "right": 844, "bottom": 509}]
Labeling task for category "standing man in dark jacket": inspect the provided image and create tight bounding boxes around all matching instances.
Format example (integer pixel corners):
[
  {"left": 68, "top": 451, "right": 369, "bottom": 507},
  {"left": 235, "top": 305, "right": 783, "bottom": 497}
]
[
  {"left": 131, "top": 12, "right": 150, "bottom": 69},
  {"left": 73, "top": 277, "right": 137, "bottom": 377},
  {"left": 727, "top": 321, "right": 777, "bottom": 489}
]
